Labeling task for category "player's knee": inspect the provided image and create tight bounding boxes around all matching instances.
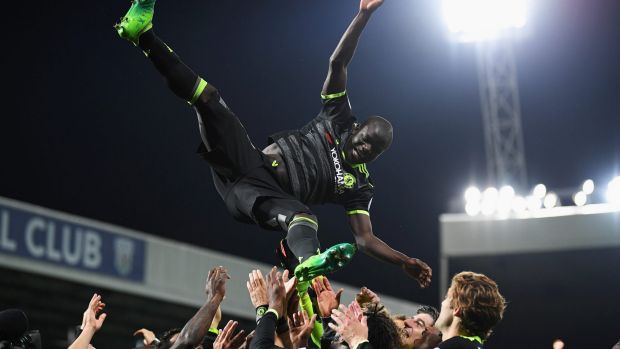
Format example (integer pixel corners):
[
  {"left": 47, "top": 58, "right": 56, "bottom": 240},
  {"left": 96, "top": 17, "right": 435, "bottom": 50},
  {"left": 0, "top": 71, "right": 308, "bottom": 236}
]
[
  {"left": 195, "top": 83, "right": 219, "bottom": 105},
  {"left": 288, "top": 213, "right": 318, "bottom": 232}
]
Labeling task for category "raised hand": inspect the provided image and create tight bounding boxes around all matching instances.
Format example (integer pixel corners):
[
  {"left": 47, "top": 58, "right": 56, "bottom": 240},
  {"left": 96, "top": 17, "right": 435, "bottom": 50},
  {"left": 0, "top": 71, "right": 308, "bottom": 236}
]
[
  {"left": 347, "top": 301, "right": 364, "bottom": 321},
  {"left": 133, "top": 328, "right": 157, "bottom": 346},
  {"left": 402, "top": 257, "right": 432, "bottom": 288},
  {"left": 81, "top": 293, "right": 107, "bottom": 332},
  {"left": 312, "top": 276, "right": 344, "bottom": 317},
  {"left": 287, "top": 310, "right": 317, "bottom": 349},
  {"left": 360, "top": 0, "right": 384, "bottom": 13},
  {"left": 281, "top": 269, "right": 298, "bottom": 302},
  {"left": 206, "top": 266, "right": 230, "bottom": 299},
  {"left": 355, "top": 286, "right": 381, "bottom": 306},
  {"left": 246, "top": 269, "right": 269, "bottom": 307},
  {"left": 238, "top": 330, "right": 255, "bottom": 349},
  {"left": 213, "top": 320, "right": 246, "bottom": 349},
  {"left": 329, "top": 303, "right": 368, "bottom": 349},
  {"left": 266, "top": 266, "right": 286, "bottom": 317}
]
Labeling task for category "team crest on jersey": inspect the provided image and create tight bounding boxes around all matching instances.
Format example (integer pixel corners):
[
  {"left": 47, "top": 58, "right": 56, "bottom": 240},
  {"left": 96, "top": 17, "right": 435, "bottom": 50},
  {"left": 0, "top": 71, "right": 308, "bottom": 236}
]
[{"left": 343, "top": 173, "right": 356, "bottom": 188}]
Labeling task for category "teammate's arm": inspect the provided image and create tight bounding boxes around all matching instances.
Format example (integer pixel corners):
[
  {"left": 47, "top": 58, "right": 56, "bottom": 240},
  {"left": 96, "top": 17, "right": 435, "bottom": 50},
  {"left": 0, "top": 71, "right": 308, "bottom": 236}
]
[
  {"left": 321, "top": 0, "right": 384, "bottom": 96},
  {"left": 171, "top": 267, "right": 228, "bottom": 349},
  {"left": 348, "top": 213, "right": 432, "bottom": 288}
]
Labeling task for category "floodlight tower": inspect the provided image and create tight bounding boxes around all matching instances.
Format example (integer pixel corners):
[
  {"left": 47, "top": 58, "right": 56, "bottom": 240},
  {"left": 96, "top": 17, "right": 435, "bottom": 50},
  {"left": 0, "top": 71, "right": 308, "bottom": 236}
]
[{"left": 443, "top": 0, "right": 529, "bottom": 190}]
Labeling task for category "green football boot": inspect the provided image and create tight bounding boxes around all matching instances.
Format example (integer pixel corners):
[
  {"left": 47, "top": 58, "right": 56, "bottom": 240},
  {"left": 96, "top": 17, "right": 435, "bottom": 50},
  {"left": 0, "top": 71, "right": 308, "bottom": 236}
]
[
  {"left": 294, "top": 243, "right": 357, "bottom": 282},
  {"left": 114, "top": 0, "right": 156, "bottom": 45}
]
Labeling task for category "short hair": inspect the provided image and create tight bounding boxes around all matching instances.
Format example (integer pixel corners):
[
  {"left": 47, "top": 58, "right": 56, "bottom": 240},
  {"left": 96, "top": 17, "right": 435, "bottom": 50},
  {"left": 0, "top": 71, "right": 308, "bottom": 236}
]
[
  {"left": 449, "top": 271, "right": 506, "bottom": 340},
  {"left": 364, "top": 116, "right": 393, "bottom": 150},
  {"left": 157, "top": 328, "right": 181, "bottom": 349},
  {"left": 363, "top": 304, "right": 402, "bottom": 349},
  {"left": 416, "top": 305, "right": 439, "bottom": 323}
]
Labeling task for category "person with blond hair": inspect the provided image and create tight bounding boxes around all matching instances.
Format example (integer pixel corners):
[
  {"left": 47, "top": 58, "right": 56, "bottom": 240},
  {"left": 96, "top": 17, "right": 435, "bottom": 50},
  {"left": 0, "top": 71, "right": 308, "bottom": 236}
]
[{"left": 434, "top": 272, "right": 506, "bottom": 349}]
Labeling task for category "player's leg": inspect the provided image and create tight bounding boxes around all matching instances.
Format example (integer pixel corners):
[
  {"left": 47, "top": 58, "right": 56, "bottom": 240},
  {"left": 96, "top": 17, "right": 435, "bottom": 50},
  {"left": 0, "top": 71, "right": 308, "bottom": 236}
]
[
  {"left": 254, "top": 198, "right": 320, "bottom": 260},
  {"left": 115, "top": 0, "right": 261, "bottom": 177},
  {"left": 116, "top": 0, "right": 208, "bottom": 104},
  {"left": 254, "top": 198, "right": 356, "bottom": 283}
]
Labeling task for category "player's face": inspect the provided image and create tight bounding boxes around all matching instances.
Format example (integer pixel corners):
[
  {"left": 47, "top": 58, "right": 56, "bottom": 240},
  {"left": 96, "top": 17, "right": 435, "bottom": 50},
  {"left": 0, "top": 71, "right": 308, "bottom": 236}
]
[
  {"left": 414, "top": 312, "right": 436, "bottom": 327},
  {"left": 345, "top": 123, "right": 385, "bottom": 164},
  {"left": 393, "top": 315, "right": 437, "bottom": 349}
]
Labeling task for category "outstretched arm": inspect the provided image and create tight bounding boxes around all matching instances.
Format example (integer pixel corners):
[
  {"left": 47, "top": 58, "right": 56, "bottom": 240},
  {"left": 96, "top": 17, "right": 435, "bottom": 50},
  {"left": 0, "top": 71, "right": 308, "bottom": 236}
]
[
  {"left": 322, "top": 0, "right": 384, "bottom": 95},
  {"left": 69, "top": 294, "right": 107, "bottom": 349},
  {"left": 348, "top": 214, "right": 432, "bottom": 288},
  {"left": 171, "top": 267, "right": 229, "bottom": 349}
]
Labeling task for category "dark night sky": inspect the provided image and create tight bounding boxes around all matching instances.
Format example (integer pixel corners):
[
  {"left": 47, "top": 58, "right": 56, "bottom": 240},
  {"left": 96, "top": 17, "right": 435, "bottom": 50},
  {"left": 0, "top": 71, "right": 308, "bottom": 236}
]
[{"left": 2, "top": 0, "right": 619, "bottom": 310}]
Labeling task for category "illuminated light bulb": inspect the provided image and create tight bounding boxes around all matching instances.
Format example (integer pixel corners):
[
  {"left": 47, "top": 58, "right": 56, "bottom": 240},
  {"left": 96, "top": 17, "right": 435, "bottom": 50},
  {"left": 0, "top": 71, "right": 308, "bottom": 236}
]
[
  {"left": 573, "top": 191, "right": 587, "bottom": 207},
  {"left": 543, "top": 192, "right": 558, "bottom": 209},
  {"left": 533, "top": 184, "right": 546, "bottom": 199},
  {"left": 582, "top": 179, "right": 595, "bottom": 195},
  {"left": 464, "top": 186, "right": 481, "bottom": 203}
]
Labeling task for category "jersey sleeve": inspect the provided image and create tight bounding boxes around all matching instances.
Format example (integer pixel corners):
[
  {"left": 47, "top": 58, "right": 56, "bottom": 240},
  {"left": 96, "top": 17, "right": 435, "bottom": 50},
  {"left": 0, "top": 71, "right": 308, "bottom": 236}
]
[
  {"left": 344, "top": 186, "right": 374, "bottom": 216},
  {"left": 318, "top": 90, "right": 353, "bottom": 125}
]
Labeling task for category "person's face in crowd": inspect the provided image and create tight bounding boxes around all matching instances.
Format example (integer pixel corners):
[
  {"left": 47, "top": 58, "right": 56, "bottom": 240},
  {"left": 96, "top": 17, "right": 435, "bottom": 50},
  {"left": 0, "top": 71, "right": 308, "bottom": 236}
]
[
  {"left": 414, "top": 312, "right": 436, "bottom": 327},
  {"left": 434, "top": 288, "right": 455, "bottom": 333},
  {"left": 393, "top": 315, "right": 434, "bottom": 349}
]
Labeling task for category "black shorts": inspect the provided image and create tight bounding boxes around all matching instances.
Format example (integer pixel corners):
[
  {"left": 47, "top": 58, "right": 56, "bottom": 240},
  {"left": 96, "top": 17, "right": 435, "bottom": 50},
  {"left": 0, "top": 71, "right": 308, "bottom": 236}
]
[{"left": 195, "top": 91, "right": 313, "bottom": 231}]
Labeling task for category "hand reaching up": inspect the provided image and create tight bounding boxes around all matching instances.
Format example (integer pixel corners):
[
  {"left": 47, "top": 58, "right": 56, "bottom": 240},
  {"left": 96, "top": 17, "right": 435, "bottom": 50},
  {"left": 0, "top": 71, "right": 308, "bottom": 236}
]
[
  {"left": 329, "top": 303, "right": 368, "bottom": 349},
  {"left": 213, "top": 320, "right": 247, "bottom": 349},
  {"left": 81, "top": 293, "right": 107, "bottom": 333},
  {"left": 360, "top": 0, "right": 384, "bottom": 13},
  {"left": 246, "top": 269, "right": 268, "bottom": 307},
  {"left": 402, "top": 257, "right": 432, "bottom": 288},
  {"left": 206, "top": 266, "right": 230, "bottom": 299},
  {"left": 312, "top": 276, "right": 344, "bottom": 317},
  {"left": 288, "top": 310, "right": 317, "bottom": 349},
  {"left": 266, "top": 267, "right": 286, "bottom": 317},
  {"left": 355, "top": 286, "right": 380, "bottom": 306},
  {"left": 133, "top": 328, "right": 157, "bottom": 346}
]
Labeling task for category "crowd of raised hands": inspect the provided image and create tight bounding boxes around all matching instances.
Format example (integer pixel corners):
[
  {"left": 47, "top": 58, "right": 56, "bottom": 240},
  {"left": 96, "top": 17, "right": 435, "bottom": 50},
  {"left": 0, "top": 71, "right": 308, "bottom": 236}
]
[{"left": 68, "top": 266, "right": 441, "bottom": 349}]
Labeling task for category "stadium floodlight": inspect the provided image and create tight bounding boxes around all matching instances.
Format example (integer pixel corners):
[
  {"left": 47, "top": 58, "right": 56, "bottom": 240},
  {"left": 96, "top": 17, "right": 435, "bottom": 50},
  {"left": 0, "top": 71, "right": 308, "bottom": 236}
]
[
  {"left": 442, "top": 0, "right": 529, "bottom": 42},
  {"left": 512, "top": 195, "right": 527, "bottom": 213},
  {"left": 526, "top": 195, "right": 542, "bottom": 211},
  {"left": 582, "top": 179, "right": 595, "bottom": 195},
  {"left": 533, "top": 183, "right": 547, "bottom": 199},
  {"left": 481, "top": 187, "right": 499, "bottom": 215},
  {"left": 464, "top": 186, "right": 482, "bottom": 203},
  {"left": 465, "top": 201, "right": 481, "bottom": 216},
  {"left": 499, "top": 185, "right": 515, "bottom": 199},
  {"left": 573, "top": 191, "right": 587, "bottom": 207},
  {"left": 481, "top": 200, "right": 496, "bottom": 216},
  {"left": 607, "top": 176, "right": 620, "bottom": 205},
  {"left": 496, "top": 185, "right": 514, "bottom": 215},
  {"left": 543, "top": 192, "right": 558, "bottom": 209},
  {"left": 483, "top": 187, "right": 499, "bottom": 199}
]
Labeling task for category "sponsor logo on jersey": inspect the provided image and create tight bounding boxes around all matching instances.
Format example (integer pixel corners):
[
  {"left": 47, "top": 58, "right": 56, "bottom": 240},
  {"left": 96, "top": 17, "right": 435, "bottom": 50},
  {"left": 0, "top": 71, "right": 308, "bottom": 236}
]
[{"left": 331, "top": 147, "right": 354, "bottom": 193}]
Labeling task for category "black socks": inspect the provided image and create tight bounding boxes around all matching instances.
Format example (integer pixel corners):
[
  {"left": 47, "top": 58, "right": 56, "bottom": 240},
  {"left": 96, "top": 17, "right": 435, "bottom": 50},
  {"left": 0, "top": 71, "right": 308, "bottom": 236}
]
[
  {"left": 138, "top": 30, "right": 203, "bottom": 103},
  {"left": 286, "top": 215, "right": 320, "bottom": 260}
]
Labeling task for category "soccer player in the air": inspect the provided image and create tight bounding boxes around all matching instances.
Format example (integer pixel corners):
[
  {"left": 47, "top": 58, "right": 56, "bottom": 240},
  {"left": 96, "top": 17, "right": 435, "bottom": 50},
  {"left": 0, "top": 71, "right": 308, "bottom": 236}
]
[{"left": 115, "top": 0, "right": 431, "bottom": 288}]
